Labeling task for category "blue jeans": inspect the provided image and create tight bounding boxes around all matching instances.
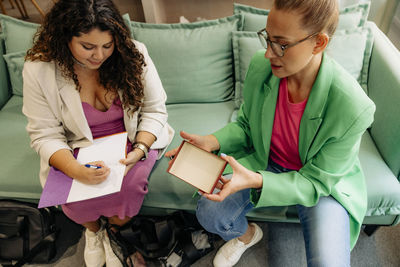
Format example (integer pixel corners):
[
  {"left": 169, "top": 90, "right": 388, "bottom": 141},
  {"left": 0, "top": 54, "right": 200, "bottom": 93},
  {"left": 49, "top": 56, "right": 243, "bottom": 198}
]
[{"left": 196, "top": 159, "right": 350, "bottom": 267}]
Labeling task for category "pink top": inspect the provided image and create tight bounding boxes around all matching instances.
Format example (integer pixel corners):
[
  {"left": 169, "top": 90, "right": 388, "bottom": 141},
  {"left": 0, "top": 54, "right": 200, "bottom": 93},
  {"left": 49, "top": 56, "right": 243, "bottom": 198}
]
[{"left": 269, "top": 78, "right": 308, "bottom": 171}]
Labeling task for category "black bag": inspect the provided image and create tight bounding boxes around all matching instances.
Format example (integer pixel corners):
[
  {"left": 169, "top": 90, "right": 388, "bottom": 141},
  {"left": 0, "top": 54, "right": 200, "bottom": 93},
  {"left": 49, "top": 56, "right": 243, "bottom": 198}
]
[
  {"left": 103, "top": 211, "right": 217, "bottom": 267},
  {"left": 0, "top": 200, "right": 57, "bottom": 267}
]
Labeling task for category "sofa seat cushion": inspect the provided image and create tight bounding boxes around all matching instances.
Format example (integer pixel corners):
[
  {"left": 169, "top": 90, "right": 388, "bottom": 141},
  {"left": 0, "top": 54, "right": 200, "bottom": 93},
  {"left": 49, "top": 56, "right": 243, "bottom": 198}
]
[
  {"left": 143, "top": 101, "right": 237, "bottom": 210},
  {"left": 0, "top": 96, "right": 41, "bottom": 200},
  {"left": 359, "top": 131, "right": 400, "bottom": 217}
]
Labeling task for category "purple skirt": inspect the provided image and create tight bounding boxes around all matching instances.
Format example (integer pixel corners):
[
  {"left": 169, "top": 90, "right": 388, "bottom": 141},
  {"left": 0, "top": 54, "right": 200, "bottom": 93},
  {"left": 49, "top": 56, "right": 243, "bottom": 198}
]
[{"left": 62, "top": 149, "right": 157, "bottom": 224}]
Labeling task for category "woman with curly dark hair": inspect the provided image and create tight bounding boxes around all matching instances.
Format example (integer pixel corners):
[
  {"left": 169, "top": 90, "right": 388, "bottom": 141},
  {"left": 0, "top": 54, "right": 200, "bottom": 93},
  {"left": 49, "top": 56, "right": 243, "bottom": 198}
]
[{"left": 22, "top": 0, "right": 173, "bottom": 266}]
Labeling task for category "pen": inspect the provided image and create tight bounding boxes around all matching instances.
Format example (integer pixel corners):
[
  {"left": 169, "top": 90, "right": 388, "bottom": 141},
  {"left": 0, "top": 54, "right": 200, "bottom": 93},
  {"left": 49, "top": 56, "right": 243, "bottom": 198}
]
[{"left": 85, "top": 164, "right": 102, "bottom": 169}]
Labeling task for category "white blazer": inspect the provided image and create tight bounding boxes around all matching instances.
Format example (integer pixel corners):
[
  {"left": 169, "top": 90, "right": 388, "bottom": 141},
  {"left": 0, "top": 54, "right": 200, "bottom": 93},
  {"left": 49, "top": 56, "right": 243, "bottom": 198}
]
[{"left": 22, "top": 40, "right": 174, "bottom": 187}]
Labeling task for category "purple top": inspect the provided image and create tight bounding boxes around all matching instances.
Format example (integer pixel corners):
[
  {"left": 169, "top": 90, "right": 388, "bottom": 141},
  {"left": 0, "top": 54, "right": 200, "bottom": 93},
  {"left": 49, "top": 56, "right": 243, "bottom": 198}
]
[{"left": 81, "top": 97, "right": 126, "bottom": 138}]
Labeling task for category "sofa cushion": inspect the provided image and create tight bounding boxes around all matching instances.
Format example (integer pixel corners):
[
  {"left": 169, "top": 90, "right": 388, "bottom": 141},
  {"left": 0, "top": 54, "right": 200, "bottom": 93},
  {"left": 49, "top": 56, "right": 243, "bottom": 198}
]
[
  {"left": 0, "top": 96, "right": 42, "bottom": 200},
  {"left": 126, "top": 15, "right": 243, "bottom": 104},
  {"left": 3, "top": 51, "right": 25, "bottom": 96},
  {"left": 232, "top": 31, "right": 264, "bottom": 107},
  {"left": 233, "top": 2, "right": 370, "bottom": 32},
  {"left": 325, "top": 25, "right": 373, "bottom": 91},
  {"left": 232, "top": 25, "right": 373, "bottom": 107},
  {"left": 0, "top": 14, "right": 39, "bottom": 54},
  {"left": 232, "top": 3, "right": 270, "bottom": 31},
  {"left": 358, "top": 131, "right": 400, "bottom": 216},
  {"left": 143, "top": 101, "right": 237, "bottom": 210}
]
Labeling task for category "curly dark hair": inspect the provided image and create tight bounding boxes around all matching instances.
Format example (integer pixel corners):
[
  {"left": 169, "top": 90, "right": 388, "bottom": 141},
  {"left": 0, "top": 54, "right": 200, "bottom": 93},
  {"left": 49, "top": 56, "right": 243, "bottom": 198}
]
[{"left": 26, "top": 0, "right": 145, "bottom": 113}]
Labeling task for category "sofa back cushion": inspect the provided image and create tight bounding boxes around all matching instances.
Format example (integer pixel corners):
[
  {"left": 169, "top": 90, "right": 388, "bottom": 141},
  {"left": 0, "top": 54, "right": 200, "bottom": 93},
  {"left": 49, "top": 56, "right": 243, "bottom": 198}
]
[
  {"left": 0, "top": 14, "right": 39, "bottom": 98},
  {"left": 126, "top": 15, "right": 243, "bottom": 104},
  {"left": 232, "top": 3, "right": 270, "bottom": 31},
  {"left": 325, "top": 26, "right": 373, "bottom": 91},
  {"left": 0, "top": 14, "right": 39, "bottom": 54},
  {"left": 3, "top": 51, "right": 26, "bottom": 97},
  {"left": 233, "top": 2, "right": 371, "bottom": 32}
]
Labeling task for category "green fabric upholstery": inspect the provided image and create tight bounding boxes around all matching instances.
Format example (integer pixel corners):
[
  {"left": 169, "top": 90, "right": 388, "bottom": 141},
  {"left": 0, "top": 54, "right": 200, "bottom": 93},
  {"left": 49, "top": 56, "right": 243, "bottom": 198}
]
[
  {"left": 359, "top": 132, "right": 400, "bottom": 216},
  {"left": 3, "top": 51, "right": 26, "bottom": 96},
  {"left": 127, "top": 15, "right": 243, "bottom": 104},
  {"left": 232, "top": 32, "right": 264, "bottom": 107},
  {"left": 233, "top": 3, "right": 270, "bottom": 31},
  {"left": 339, "top": 2, "right": 371, "bottom": 28},
  {"left": 233, "top": 2, "right": 371, "bottom": 32},
  {"left": 326, "top": 26, "right": 373, "bottom": 91},
  {"left": 0, "top": 96, "right": 42, "bottom": 199},
  {"left": 367, "top": 23, "right": 400, "bottom": 180},
  {"left": 143, "top": 101, "right": 236, "bottom": 210},
  {"left": 0, "top": 37, "right": 11, "bottom": 109},
  {"left": 0, "top": 14, "right": 38, "bottom": 99},
  {"left": 0, "top": 14, "right": 39, "bottom": 54},
  {"left": 362, "top": 215, "right": 399, "bottom": 225}
]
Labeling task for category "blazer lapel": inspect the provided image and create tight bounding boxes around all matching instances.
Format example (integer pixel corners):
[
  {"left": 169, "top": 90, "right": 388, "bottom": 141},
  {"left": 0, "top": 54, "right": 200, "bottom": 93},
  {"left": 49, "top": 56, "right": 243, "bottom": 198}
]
[
  {"left": 261, "top": 75, "right": 279, "bottom": 156},
  {"left": 299, "top": 54, "right": 333, "bottom": 164},
  {"left": 56, "top": 71, "right": 92, "bottom": 142}
]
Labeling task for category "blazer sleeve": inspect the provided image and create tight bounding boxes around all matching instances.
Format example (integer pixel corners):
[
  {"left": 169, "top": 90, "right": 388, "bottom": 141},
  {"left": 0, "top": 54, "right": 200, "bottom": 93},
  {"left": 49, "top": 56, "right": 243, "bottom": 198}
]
[
  {"left": 22, "top": 62, "right": 71, "bottom": 165},
  {"left": 134, "top": 41, "right": 168, "bottom": 140},
  {"left": 254, "top": 103, "right": 375, "bottom": 207}
]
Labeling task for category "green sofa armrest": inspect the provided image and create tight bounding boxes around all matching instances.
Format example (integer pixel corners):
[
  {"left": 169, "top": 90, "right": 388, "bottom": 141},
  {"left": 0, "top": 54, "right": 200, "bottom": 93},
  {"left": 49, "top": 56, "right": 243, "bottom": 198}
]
[
  {"left": 0, "top": 37, "right": 12, "bottom": 110},
  {"left": 367, "top": 21, "right": 400, "bottom": 180}
]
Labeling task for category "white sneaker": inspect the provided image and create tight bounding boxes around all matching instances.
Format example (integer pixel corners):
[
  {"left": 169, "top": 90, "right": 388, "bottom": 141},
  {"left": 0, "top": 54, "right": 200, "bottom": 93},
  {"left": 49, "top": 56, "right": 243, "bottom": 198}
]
[
  {"left": 213, "top": 223, "right": 263, "bottom": 267},
  {"left": 84, "top": 228, "right": 106, "bottom": 267},
  {"left": 103, "top": 232, "right": 123, "bottom": 267}
]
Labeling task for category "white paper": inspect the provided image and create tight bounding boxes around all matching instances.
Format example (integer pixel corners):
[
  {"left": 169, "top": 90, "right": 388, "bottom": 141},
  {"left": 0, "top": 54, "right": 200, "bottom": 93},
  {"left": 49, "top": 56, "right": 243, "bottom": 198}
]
[{"left": 67, "top": 132, "right": 128, "bottom": 203}]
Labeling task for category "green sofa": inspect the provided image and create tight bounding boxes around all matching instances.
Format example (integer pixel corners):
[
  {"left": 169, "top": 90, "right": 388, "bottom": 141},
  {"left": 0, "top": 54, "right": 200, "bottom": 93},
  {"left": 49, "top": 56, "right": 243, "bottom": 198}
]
[{"left": 0, "top": 2, "right": 399, "bottom": 236}]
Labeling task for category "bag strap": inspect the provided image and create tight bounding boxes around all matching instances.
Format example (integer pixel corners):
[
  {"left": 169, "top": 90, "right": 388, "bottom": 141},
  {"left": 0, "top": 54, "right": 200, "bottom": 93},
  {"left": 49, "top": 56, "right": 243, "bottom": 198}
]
[
  {"left": 118, "top": 216, "right": 178, "bottom": 259},
  {"left": 179, "top": 231, "right": 201, "bottom": 262},
  {"left": 12, "top": 231, "right": 57, "bottom": 267},
  {"left": 0, "top": 216, "right": 26, "bottom": 239}
]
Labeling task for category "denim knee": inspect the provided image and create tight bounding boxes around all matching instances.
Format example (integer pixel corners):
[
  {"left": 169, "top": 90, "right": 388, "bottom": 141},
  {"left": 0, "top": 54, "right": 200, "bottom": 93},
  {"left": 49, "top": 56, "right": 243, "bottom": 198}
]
[
  {"left": 196, "top": 191, "right": 253, "bottom": 241},
  {"left": 196, "top": 196, "right": 221, "bottom": 233}
]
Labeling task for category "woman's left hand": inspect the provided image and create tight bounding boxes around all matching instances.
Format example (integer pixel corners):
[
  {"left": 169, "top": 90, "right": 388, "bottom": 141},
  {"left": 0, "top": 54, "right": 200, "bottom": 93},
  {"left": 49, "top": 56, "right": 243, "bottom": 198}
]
[
  {"left": 203, "top": 154, "right": 263, "bottom": 202},
  {"left": 119, "top": 149, "right": 144, "bottom": 176}
]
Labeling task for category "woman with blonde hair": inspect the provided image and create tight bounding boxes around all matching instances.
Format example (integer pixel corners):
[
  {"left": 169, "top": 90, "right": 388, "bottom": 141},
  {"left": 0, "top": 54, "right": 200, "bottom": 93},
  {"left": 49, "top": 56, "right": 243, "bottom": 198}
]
[{"left": 166, "top": 0, "right": 375, "bottom": 266}]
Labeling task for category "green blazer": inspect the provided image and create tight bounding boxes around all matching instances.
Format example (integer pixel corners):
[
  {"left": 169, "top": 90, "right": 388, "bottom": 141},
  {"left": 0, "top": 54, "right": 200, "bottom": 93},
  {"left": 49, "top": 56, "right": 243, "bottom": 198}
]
[{"left": 213, "top": 51, "right": 375, "bottom": 249}]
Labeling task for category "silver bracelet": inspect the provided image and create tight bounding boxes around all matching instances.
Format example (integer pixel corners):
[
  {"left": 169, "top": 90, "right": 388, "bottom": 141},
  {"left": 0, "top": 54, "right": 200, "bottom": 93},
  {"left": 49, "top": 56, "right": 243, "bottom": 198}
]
[{"left": 133, "top": 142, "right": 148, "bottom": 160}]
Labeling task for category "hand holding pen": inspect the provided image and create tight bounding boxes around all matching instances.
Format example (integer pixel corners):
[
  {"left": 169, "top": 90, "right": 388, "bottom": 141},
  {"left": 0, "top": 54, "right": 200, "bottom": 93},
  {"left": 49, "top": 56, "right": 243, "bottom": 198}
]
[{"left": 76, "top": 161, "right": 110, "bottom": 185}]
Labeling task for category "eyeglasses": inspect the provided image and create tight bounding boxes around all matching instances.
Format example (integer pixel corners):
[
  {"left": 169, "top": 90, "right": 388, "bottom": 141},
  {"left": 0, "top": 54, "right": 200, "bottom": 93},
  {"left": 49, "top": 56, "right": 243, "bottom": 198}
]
[{"left": 257, "top": 29, "right": 319, "bottom": 57}]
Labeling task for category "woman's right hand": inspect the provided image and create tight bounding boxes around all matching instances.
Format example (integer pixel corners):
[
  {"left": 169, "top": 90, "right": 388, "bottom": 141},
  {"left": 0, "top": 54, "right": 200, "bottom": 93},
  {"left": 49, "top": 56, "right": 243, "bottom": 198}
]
[
  {"left": 165, "top": 131, "right": 220, "bottom": 159},
  {"left": 72, "top": 161, "right": 110, "bottom": 185}
]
